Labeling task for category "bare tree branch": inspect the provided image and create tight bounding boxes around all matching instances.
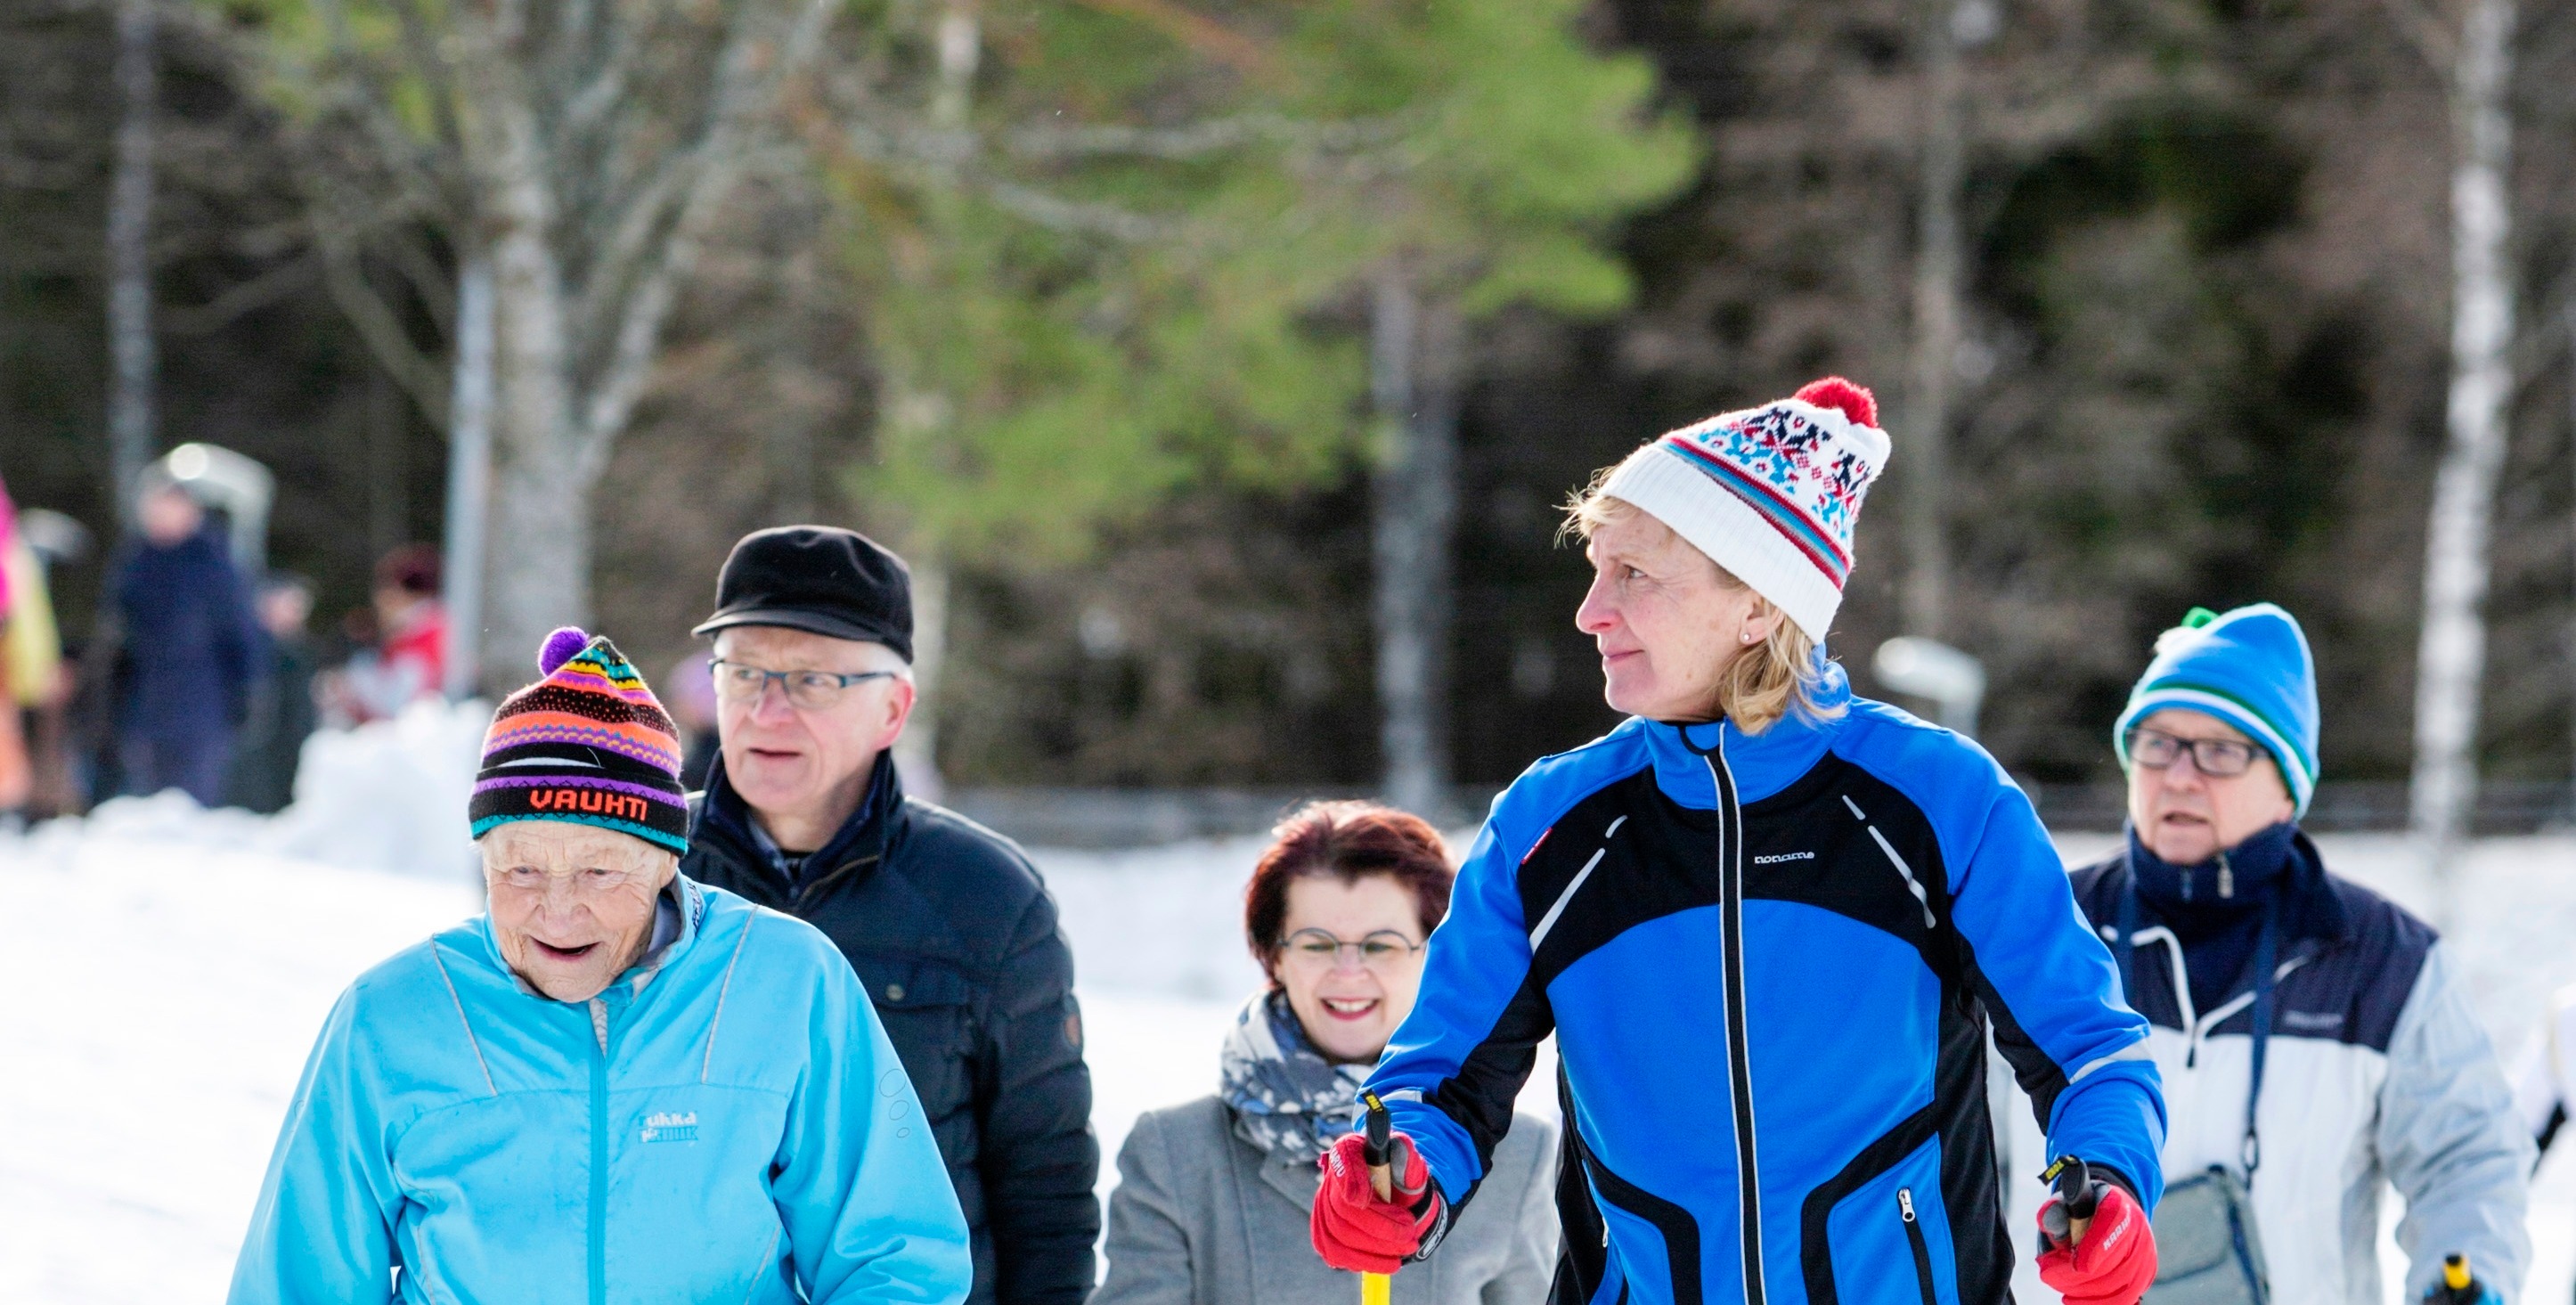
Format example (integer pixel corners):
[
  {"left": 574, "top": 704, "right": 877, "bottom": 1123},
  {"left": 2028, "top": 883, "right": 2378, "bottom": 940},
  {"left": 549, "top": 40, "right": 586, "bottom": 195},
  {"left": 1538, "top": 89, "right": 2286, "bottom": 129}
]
[
  {"left": 315, "top": 234, "right": 452, "bottom": 425},
  {"left": 162, "top": 253, "right": 322, "bottom": 335},
  {"left": 571, "top": 0, "right": 843, "bottom": 481},
  {"left": 2378, "top": 0, "right": 2461, "bottom": 75},
  {"left": 979, "top": 176, "right": 1166, "bottom": 240},
  {"left": 1006, "top": 113, "right": 1401, "bottom": 160}
]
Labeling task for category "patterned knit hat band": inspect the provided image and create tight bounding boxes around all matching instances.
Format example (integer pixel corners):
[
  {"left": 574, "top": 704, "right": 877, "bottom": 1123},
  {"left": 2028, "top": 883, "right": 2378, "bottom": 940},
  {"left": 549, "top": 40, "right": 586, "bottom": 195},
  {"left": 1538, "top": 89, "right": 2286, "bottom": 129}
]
[
  {"left": 469, "top": 627, "right": 689, "bottom": 854},
  {"left": 1597, "top": 378, "right": 1890, "bottom": 641}
]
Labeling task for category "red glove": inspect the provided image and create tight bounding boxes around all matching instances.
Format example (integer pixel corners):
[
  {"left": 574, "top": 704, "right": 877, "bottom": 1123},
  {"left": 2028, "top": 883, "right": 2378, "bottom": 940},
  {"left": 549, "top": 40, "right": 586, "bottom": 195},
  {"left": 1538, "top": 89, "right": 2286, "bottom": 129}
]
[
  {"left": 1311, "top": 1130, "right": 1441, "bottom": 1275},
  {"left": 2036, "top": 1183, "right": 2157, "bottom": 1305}
]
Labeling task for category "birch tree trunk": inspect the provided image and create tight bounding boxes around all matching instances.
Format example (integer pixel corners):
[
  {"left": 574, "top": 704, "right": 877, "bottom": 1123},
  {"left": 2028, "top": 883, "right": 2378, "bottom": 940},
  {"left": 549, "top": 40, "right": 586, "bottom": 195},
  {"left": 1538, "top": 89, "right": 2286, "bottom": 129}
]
[
  {"left": 1370, "top": 270, "right": 1463, "bottom": 821},
  {"left": 105, "top": 0, "right": 158, "bottom": 528},
  {"left": 885, "top": 0, "right": 980, "bottom": 800},
  {"left": 1901, "top": 0, "right": 1973, "bottom": 640},
  {"left": 477, "top": 104, "right": 590, "bottom": 671},
  {"left": 2409, "top": 0, "right": 2517, "bottom": 870},
  {"left": 441, "top": 254, "right": 495, "bottom": 697}
]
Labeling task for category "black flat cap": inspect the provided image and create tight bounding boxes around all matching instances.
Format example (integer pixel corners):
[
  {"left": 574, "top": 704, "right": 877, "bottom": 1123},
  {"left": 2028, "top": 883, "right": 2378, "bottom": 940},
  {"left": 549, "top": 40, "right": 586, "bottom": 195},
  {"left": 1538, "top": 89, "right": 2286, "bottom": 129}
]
[{"left": 692, "top": 526, "right": 914, "bottom": 661}]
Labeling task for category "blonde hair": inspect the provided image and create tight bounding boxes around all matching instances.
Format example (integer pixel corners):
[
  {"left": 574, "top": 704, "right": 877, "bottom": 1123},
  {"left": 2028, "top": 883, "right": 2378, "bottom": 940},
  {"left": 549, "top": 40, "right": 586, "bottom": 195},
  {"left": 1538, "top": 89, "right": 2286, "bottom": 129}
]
[{"left": 1562, "top": 466, "right": 1838, "bottom": 734}]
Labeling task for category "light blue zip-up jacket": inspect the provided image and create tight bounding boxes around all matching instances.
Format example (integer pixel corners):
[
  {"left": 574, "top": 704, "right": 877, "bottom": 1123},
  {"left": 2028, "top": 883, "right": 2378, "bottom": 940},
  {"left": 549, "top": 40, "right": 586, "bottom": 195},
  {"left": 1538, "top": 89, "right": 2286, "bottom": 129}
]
[{"left": 228, "top": 875, "right": 974, "bottom": 1305}]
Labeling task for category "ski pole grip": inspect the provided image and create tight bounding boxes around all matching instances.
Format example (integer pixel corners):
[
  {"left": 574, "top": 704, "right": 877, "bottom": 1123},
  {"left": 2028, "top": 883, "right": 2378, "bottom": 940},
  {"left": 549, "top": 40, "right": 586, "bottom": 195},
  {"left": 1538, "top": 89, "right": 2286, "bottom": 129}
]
[
  {"left": 1362, "top": 1091, "right": 1394, "bottom": 1203},
  {"left": 2045, "top": 1155, "right": 2097, "bottom": 1244},
  {"left": 2442, "top": 1254, "right": 2473, "bottom": 1295}
]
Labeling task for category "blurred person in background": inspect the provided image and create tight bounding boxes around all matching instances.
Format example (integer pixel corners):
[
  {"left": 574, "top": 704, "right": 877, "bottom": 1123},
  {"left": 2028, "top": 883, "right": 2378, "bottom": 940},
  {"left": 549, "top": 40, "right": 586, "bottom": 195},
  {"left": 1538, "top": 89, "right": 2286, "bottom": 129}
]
[
  {"left": 2068, "top": 604, "right": 2529, "bottom": 1303},
  {"left": 1094, "top": 800, "right": 1557, "bottom": 1305},
  {"left": 0, "top": 475, "right": 32, "bottom": 820},
  {"left": 113, "top": 478, "right": 260, "bottom": 805},
  {"left": 327, "top": 544, "right": 446, "bottom": 722},
  {"left": 665, "top": 648, "right": 720, "bottom": 788},
  {"left": 681, "top": 526, "right": 1097, "bottom": 1305},
  {"left": 2, "top": 494, "right": 71, "bottom": 820},
  {"left": 230, "top": 629, "right": 971, "bottom": 1303},
  {"left": 1324, "top": 379, "right": 2167, "bottom": 1305},
  {"left": 228, "top": 574, "right": 318, "bottom": 813}
]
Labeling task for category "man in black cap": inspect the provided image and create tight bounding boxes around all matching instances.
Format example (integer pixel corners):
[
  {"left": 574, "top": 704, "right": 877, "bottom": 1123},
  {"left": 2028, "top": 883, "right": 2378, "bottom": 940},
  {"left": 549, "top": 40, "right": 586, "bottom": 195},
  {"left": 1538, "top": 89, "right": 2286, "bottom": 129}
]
[{"left": 681, "top": 526, "right": 1097, "bottom": 1305}]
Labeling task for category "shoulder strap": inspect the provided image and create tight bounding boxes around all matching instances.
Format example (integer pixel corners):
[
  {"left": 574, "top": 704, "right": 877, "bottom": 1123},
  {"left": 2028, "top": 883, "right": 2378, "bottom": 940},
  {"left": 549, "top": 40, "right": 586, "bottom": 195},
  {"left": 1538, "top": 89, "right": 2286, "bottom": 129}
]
[
  {"left": 2114, "top": 859, "right": 2140, "bottom": 1007},
  {"left": 2242, "top": 896, "right": 2280, "bottom": 1177}
]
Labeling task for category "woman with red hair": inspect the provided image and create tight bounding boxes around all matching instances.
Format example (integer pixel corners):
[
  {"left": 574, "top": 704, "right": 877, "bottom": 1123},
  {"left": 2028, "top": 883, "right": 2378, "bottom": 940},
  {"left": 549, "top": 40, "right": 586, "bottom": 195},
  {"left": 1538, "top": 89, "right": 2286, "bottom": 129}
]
[{"left": 1095, "top": 801, "right": 1557, "bottom": 1305}]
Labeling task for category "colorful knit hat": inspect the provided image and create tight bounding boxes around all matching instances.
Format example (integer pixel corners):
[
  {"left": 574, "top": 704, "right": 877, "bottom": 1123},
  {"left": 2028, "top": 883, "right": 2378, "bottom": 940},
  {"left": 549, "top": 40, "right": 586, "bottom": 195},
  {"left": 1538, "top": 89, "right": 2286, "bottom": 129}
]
[
  {"left": 1596, "top": 378, "right": 1891, "bottom": 641},
  {"left": 2114, "top": 603, "right": 2321, "bottom": 816},
  {"left": 468, "top": 627, "right": 689, "bottom": 854}
]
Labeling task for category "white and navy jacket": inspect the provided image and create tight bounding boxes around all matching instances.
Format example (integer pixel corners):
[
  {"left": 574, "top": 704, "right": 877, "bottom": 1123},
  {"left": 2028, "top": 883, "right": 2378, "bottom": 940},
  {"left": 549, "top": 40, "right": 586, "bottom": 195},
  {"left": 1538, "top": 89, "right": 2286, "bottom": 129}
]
[
  {"left": 1368, "top": 670, "right": 2165, "bottom": 1305},
  {"left": 2069, "top": 843, "right": 2531, "bottom": 1304}
]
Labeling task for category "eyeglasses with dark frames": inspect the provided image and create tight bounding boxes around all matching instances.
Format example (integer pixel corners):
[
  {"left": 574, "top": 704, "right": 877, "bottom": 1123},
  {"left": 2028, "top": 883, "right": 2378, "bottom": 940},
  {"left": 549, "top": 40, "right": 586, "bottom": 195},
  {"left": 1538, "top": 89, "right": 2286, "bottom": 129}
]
[{"left": 2125, "top": 726, "right": 2262, "bottom": 778}]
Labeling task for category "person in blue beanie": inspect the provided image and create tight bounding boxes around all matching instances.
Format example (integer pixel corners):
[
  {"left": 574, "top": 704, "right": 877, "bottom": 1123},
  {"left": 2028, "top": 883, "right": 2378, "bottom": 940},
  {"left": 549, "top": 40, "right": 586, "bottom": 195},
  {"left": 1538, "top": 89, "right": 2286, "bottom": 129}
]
[
  {"left": 1317, "top": 379, "right": 2166, "bottom": 1305},
  {"left": 2068, "top": 603, "right": 2530, "bottom": 1303}
]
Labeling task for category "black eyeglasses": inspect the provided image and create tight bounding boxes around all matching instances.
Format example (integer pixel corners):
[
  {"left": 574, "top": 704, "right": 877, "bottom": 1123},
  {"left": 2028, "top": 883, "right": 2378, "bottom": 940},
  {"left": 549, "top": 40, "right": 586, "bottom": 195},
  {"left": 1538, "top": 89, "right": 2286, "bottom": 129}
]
[
  {"left": 710, "top": 660, "right": 899, "bottom": 711},
  {"left": 2125, "top": 726, "right": 2262, "bottom": 778}
]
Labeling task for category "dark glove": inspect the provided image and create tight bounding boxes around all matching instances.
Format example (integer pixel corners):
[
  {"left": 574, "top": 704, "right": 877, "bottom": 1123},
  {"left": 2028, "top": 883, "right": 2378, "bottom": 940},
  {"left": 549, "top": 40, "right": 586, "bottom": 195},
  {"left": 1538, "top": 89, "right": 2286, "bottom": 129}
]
[
  {"left": 2035, "top": 1180, "right": 2156, "bottom": 1305},
  {"left": 1311, "top": 1129, "right": 1440, "bottom": 1275}
]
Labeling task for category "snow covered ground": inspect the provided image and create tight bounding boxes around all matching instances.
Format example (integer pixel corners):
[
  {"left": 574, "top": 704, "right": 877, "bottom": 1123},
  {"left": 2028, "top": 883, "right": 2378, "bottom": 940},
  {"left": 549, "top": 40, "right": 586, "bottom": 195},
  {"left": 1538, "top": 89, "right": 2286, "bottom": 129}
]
[{"left": 0, "top": 710, "right": 2568, "bottom": 1301}]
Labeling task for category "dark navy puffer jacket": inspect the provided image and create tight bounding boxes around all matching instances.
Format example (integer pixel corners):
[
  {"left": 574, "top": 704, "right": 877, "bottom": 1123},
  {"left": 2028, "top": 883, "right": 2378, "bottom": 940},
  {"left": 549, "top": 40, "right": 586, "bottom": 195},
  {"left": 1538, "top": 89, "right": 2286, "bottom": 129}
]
[
  {"left": 683, "top": 756, "right": 1098, "bottom": 1305},
  {"left": 1369, "top": 666, "right": 2164, "bottom": 1305},
  {"left": 113, "top": 529, "right": 260, "bottom": 738}
]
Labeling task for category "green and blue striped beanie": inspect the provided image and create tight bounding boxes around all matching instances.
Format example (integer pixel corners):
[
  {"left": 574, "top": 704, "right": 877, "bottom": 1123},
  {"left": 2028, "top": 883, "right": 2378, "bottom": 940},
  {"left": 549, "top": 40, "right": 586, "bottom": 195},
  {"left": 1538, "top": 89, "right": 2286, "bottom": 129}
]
[{"left": 2113, "top": 603, "right": 2320, "bottom": 816}]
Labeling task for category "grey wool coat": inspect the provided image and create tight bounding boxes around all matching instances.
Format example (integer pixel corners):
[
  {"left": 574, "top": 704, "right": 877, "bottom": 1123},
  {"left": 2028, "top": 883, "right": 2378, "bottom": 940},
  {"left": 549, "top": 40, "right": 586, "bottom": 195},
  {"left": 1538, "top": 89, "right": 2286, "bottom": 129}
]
[{"left": 1092, "top": 1096, "right": 1560, "bottom": 1305}]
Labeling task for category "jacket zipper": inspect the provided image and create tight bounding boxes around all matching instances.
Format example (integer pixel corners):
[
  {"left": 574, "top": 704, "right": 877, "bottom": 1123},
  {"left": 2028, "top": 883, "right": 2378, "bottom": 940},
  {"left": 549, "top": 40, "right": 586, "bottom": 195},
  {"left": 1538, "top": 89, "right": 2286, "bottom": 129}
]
[
  {"left": 793, "top": 853, "right": 880, "bottom": 913},
  {"left": 1701, "top": 738, "right": 1765, "bottom": 1305},
  {"left": 587, "top": 996, "right": 610, "bottom": 1305},
  {"left": 1897, "top": 1188, "right": 1936, "bottom": 1305}
]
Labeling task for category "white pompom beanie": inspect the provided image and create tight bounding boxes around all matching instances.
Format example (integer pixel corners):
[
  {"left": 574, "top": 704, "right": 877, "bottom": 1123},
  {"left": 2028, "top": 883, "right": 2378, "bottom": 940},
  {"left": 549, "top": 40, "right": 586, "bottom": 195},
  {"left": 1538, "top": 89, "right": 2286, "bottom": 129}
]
[{"left": 1596, "top": 377, "right": 1891, "bottom": 641}]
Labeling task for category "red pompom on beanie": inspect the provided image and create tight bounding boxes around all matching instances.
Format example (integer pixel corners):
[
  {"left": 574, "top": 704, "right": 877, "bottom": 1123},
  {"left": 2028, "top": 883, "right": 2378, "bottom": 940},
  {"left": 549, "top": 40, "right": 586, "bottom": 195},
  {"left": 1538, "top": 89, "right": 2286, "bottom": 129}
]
[{"left": 1792, "top": 376, "right": 1879, "bottom": 428}]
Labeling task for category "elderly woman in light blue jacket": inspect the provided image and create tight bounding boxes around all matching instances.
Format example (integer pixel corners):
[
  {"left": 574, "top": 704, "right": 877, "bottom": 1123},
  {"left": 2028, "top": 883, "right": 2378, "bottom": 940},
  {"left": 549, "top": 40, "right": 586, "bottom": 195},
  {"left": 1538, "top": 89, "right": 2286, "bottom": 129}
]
[{"left": 229, "top": 630, "right": 972, "bottom": 1305}]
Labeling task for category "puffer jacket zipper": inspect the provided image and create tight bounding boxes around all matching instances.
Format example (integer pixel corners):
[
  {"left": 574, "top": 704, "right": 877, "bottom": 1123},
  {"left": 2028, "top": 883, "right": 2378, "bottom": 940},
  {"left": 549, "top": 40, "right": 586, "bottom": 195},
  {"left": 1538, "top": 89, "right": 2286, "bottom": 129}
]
[
  {"left": 587, "top": 995, "right": 611, "bottom": 1305},
  {"left": 1699, "top": 733, "right": 1765, "bottom": 1305},
  {"left": 1897, "top": 1188, "right": 1936, "bottom": 1305}
]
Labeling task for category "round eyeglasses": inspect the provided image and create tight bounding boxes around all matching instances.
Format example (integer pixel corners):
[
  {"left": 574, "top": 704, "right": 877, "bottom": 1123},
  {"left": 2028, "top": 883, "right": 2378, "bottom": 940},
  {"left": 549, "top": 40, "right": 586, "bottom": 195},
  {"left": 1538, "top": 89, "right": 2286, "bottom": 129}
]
[
  {"left": 2125, "top": 726, "right": 2262, "bottom": 778},
  {"left": 1276, "top": 928, "right": 1423, "bottom": 974},
  {"left": 711, "top": 659, "right": 899, "bottom": 711}
]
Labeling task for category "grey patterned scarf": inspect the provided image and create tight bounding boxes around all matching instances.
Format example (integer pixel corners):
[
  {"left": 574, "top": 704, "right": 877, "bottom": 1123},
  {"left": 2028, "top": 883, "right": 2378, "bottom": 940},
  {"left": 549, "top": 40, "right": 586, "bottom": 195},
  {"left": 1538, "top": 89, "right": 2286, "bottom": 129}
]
[{"left": 1219, "top": 990, "right": 1371, "bottom": 1166}]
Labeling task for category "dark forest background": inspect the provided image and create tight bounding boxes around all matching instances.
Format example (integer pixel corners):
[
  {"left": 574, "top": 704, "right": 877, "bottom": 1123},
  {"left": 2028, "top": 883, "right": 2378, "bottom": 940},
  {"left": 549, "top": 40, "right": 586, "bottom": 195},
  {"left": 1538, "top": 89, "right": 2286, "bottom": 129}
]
[{"left": 4, "top": 0, "right": 2573, "bottom": 795}]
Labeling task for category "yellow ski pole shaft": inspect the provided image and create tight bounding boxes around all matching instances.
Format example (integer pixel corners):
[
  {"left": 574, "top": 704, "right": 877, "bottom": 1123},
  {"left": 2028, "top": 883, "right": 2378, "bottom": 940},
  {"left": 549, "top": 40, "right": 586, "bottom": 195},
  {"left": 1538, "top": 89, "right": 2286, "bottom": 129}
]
[{"left": 1362, "top": 1092, "right": 1395, "bottom": 1305}]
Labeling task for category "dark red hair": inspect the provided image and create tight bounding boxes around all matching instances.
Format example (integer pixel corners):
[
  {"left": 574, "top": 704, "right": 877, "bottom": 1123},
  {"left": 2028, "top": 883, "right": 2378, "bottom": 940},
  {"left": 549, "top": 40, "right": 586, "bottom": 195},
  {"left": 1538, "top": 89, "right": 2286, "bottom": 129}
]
[{"left": 1243, "top": 800, "right": 1455, "bottom": 985}]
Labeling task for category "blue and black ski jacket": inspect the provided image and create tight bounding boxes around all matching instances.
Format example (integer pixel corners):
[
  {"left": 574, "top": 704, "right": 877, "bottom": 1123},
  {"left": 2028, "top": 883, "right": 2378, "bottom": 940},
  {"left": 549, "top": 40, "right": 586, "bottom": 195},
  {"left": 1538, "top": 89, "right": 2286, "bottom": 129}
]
[{"left": 1367, "top": 669, "right": 2165, "bottom": 1305}]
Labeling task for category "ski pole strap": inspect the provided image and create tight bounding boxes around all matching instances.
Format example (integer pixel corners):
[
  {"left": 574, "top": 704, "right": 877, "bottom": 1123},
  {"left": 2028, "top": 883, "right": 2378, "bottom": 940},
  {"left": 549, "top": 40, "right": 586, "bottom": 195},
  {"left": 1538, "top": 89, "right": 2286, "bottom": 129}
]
[
  {"left": 2242, "top": 896, "right": 2278, "bottom": 1177},
  {"left": 2113, "top": 879, "right": 2139, "bottom": 1007},
  {"left": 2115, "top": 864, "right": 2278, "bottom": 1178}
]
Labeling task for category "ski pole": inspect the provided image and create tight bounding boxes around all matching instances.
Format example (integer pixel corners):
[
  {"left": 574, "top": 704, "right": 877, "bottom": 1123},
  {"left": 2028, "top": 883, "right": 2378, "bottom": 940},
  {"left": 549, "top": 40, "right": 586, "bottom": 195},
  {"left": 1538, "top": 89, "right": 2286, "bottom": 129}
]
[
  {"left": 2038, "top": 1155, "right": 2101, "bottom": 1249},
  {"left": 2425, "top": 1254, "right": 2481, "bottom": 1304},
  {"left": 1361, "top": 1090, "right": 1394, "bottom": 1305}
]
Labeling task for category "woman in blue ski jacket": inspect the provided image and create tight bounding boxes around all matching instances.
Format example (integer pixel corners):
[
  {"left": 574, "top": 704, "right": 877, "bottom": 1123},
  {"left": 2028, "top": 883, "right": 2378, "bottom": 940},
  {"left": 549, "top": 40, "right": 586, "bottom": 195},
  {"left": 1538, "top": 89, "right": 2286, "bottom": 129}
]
[
  {"left": 229, "top": 630, "right": 972, "bottom": 1305},
  {"left": 1309, "top": 379, "right": 2166, "bottom": 1305}
]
